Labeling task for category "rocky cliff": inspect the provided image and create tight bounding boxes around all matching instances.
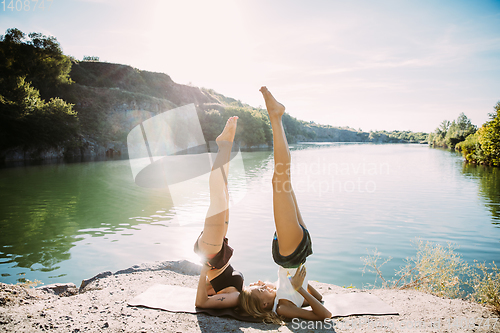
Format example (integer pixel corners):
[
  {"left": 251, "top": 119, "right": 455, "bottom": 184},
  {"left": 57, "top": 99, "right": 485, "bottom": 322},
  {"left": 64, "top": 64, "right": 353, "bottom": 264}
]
[{"left": 2, "top": 61, "right": 226, "bottom": 161}]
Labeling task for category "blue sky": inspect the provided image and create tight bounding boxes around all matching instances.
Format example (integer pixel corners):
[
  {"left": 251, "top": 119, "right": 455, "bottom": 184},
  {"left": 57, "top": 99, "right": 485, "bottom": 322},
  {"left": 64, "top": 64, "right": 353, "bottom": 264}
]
[{"left": 1, "top": 0, "right": 500, "bottom": 132}]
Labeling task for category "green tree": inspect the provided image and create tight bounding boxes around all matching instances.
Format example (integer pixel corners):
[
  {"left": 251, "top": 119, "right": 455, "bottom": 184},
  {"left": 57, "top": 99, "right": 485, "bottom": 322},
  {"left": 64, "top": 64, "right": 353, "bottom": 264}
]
[
  {"left": 0, "top": 28, "right": 72, "bottom": 98},
  {"left": 198, "top": 109, "right": 224, "bottom": 142},
  {"left": 0, "top": 28, "right": 77, "bottom": 153},
  {"left": 431, "top": 120, "right": 450, "bottom": 146},
  {"left": 0, "top": 77, "right": 78, "bottom": 151},
  {"left": 456, "top": 132, "right": 482, "bottom": 163},
  {"left": 445, "top": 113, "right": 477, "bottom": 148},
  {"left": 478, "top": 102, "right": 500, "bottom": 166},
  {"left": 430, "top": 114, "right": 476, "bottom": 148},
  {"left": 223, "top": 106, "right": 268, "bottom": 148}
]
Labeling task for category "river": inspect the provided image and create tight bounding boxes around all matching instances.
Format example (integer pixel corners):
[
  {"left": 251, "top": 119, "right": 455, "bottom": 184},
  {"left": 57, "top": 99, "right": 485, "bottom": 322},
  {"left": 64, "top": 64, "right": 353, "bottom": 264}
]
[{"left": 0, "top": 143, "right": 498, "bottom": 288}]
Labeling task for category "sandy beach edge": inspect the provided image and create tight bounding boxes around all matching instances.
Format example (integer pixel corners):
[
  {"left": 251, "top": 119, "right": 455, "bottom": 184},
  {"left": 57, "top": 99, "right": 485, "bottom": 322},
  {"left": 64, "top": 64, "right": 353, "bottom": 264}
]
[{"left": 1, "top": 260, "right": 499, "bottom": 333}]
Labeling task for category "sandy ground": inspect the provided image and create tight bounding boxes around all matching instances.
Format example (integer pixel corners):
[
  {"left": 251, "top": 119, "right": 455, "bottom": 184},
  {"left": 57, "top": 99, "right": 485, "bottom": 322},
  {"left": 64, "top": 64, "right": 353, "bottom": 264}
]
[{"left": 0, "top": 260, "right": 499, "bottom": 333}]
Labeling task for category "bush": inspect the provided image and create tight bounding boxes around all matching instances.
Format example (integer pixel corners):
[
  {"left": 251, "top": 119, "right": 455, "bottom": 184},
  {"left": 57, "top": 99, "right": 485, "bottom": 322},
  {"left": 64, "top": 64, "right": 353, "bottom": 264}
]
[
  {"left": 478, "top": 102, "right": 500, "bottom": 166},
  {"left": 222, "top": 106, "right": 270, "bottom": 148},
  {"left": 468, "top": 261, "right": 500, "bottom": 312},
  {"left": 449, "top": 102, "right": 500, "bottom": 165},
  {"left": 0, "top": 76, "right": 78, "bottom": 151},
  {"left": 456, "top": 132, "right": 482, "bottom": 163},
  {"left": 361, "top": 239, "right": 500, "bottom": 311},
  {"left": 429, "top": 114, "right": 477, "bottom": 148}
]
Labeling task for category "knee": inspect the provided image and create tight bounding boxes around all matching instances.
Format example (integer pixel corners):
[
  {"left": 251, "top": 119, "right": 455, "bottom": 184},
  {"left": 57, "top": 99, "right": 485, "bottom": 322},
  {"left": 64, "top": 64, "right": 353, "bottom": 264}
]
[
  {"left": 272, "top": 173, "right": 291, "bottom": 193},
  {"left": 272, "top": 173, "right": 282, "bottom": 187},
  {"left": 273, "top": 169, "right": 290, "bottom": 182},
  {"left": 210, "top": 188, "right": 227, "bottom": 203},
  {"left": 274, "top": 163, "right": 290, "bottom": 177}
]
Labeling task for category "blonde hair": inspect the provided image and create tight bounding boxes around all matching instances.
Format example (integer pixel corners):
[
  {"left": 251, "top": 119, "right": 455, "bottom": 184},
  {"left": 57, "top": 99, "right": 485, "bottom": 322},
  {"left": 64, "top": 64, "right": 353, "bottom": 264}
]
[{"left": 238, "top": 287, "right": 283, "bottom": 325}]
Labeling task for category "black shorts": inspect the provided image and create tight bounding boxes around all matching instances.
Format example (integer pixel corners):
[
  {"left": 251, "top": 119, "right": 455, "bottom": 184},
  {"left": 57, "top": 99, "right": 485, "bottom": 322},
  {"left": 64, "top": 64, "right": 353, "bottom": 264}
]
[
  {"left": 209, "top": 264, "right": 244, "bottom": 293},
  {"left": 193, "top": 233, "right": 233, "bottom": 270},
  {"left": 272, "top": 224, "right": 313, "bottom": 268}
]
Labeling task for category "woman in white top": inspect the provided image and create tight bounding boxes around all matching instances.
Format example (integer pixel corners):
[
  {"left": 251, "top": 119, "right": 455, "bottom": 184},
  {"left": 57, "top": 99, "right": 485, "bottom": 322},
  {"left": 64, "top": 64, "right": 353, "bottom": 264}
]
[{"left": 238, "top": 87, "right": 332, "bottom": 323}]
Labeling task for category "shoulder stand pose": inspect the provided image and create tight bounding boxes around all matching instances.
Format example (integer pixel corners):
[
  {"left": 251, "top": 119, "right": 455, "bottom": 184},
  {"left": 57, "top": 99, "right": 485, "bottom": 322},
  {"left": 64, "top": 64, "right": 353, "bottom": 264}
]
[
  {"left": 195, "top": 116, "right": 244, "bottom": 309},
  {"left": 239, "top": 87, "right": 332, "bottom": 322}
]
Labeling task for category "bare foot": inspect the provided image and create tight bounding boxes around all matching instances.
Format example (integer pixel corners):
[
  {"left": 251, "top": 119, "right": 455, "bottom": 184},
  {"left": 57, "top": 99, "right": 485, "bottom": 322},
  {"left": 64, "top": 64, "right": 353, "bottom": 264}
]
[
  {"left": 216, "top": 116, "right": 238, "bottom": 143},
  {"left": 259, "top": 86, "right": 285, "bottom": 117}
]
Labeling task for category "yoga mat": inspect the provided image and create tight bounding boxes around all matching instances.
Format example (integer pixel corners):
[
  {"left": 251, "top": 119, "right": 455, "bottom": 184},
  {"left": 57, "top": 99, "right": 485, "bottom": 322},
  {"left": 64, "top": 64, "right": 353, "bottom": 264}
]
[
  {"left": 128, "top": 284, "right": 398, "bottom": 322},
  {"left": 321, "top": 292, "right": 399, "bottom": 317},
  {"left": 128, "top": 284, "right": 261, "bottom": 322}
]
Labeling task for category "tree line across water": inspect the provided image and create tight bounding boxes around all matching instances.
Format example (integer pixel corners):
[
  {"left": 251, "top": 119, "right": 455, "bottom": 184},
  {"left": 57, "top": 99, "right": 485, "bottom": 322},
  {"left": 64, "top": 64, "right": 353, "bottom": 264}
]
[{"left": 428, "top": 104, "right": 500, "bottom": 166}]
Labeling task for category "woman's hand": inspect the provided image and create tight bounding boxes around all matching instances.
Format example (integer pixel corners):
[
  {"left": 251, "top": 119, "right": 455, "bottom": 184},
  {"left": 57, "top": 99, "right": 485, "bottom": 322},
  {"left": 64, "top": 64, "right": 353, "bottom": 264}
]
[{"left": 288, "top": 264, "right": 306, "bottom": 291}]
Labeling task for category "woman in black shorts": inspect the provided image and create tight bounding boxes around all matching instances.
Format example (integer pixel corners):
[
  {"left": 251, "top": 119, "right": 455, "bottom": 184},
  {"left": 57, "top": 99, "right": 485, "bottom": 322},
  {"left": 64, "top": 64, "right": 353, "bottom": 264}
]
[
  {"left": 238, "top": 87, "right": 332, "bottom": 322},
  {"left": 194, "top": 116, "right": 244, "bottom": 309}
]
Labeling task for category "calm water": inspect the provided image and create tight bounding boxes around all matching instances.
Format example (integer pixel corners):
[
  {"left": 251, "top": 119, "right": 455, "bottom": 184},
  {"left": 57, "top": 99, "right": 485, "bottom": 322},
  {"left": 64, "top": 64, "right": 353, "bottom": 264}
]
[{"left": 0, "top": 143, "right": 499, "bottom": 288}]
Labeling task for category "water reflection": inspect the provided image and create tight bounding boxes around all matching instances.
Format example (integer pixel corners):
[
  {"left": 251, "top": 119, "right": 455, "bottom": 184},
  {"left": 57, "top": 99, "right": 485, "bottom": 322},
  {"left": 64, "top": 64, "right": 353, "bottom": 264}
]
[
  {"left": 0, "top": 160, "right": 174, "bottom": 283},
  {"left": 0, "top": 151, "right": 277, "bottom": 284},
  {"left": 461, "top": 164, "right": 500, "bottom": 226}
]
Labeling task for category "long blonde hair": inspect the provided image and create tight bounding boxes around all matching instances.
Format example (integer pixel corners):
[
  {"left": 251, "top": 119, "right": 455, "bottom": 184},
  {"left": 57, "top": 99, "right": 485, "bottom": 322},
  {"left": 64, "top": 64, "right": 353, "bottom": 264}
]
[{"left": 238, "top": 287, "right": 283, "bottom": 324}]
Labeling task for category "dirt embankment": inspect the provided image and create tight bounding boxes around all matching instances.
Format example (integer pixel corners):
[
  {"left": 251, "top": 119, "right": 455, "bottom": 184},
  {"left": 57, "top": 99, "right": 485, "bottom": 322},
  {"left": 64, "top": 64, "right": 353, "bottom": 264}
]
[{"left": 1, "top": 260, "right": 498, "bottom": 333}]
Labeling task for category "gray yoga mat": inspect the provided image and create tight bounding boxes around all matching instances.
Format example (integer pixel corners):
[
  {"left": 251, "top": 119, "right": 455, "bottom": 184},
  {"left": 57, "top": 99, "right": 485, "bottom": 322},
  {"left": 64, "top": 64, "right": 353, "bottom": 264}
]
[
  {"left": 128, "top": 284, "right": 261, "bottom": 322},
  {"left": 128, "top": 284, "right": 398, "bottom": 322},
  {"left": 321, "top": 292, "right": 399, "bottom": 317}
]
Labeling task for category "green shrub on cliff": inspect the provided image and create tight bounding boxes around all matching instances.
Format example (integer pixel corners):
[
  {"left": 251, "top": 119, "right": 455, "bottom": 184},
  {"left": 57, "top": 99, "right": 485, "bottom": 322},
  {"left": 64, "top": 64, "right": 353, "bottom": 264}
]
[
  {"left": 223, "top": 106, "right": 271, "bottom": 147},
  {"left": 198, "top": 109, "right": 225, "bottom": 142},
  {"left": 0, "top": 28, "right": 78, "bottom": 152},
  {"left": 0, "top": 77, "right": 78, "bottom": 151},
  {"left": 0, "top": 28, "right": 72, "bottom": 98}
]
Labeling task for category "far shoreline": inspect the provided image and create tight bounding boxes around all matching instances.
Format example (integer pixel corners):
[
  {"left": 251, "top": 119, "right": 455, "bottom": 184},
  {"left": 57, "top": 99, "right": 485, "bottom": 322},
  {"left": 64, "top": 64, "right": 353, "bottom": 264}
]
[{"left": 0, "top": 141, "right": 429, "bottom": 167}]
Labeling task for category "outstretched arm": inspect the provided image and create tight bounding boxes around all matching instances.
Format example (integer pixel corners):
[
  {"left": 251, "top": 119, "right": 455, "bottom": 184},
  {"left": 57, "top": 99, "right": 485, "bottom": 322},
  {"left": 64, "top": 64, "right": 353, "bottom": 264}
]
[
  {"left": 301, "top": 283, "right": 323, "bottom": 307},
  {"left": 195, "top": 265, "right": 239, "bottom": 309},
  {"left": 195, "top": 265, "right": 211, "bottom": 307},
  {"left": 277, "top": 266, "right": 331, "bottom": 320},
  {"left": 278, "top": 290, "right": 331, "bottom": 320},
  {"left": 307, "top": 284, "right": 322, "bottom": 302},
  {"left": 295, "top": 286, "right": 331, "bottom": 320}
]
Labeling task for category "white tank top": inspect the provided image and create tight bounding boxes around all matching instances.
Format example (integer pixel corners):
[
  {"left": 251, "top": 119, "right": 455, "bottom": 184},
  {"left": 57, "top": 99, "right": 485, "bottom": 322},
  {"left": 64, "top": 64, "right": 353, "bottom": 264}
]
[{"left": 272, "top": 265, "right": 308, "bottom": 314}]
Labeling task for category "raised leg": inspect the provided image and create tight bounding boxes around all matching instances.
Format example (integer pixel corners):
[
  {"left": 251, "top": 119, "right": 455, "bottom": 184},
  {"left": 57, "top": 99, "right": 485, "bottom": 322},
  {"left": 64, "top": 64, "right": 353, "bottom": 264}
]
[
  {"left": 260, "top": 86, "right": 306, "bottom": 256},
  {"left": 197, "top": 116, "right": 238, "bottom": 255}
]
